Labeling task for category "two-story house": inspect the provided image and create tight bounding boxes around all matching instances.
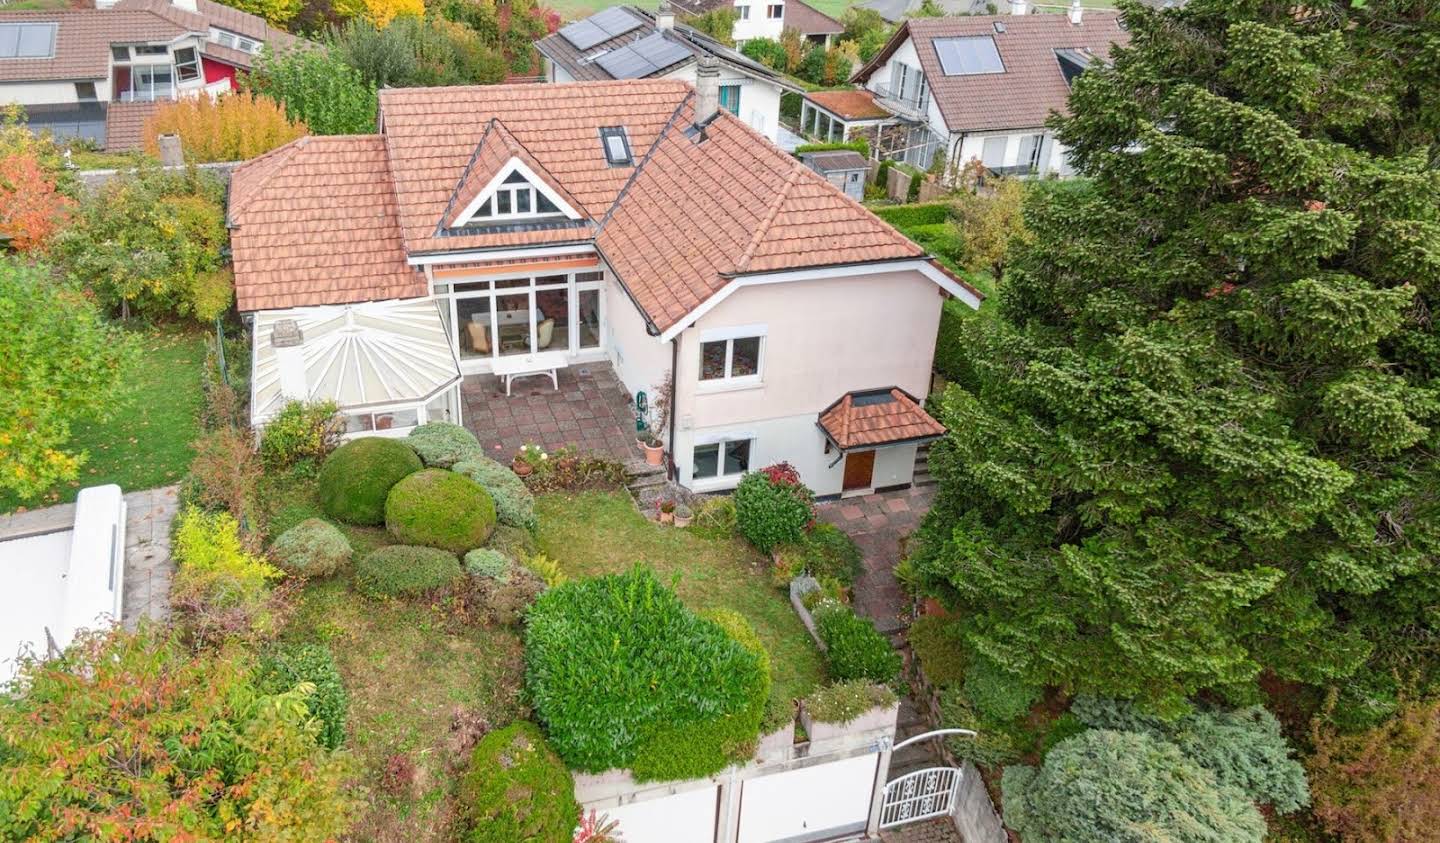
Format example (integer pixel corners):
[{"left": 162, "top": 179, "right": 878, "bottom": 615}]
[
  {"left": 0, "top": 0, "right": 297, "bottom": 150},
  {"left": 227, "top": 71, "right": 981, "bottom": 499},
  {"left": 802, "top": 7, "right": 1126, "bottom": 176},
  {"left": 535, "top": 3, "right": 801, "bottom": 144},
  {"left": 669, "top": 0, "right": 843, "bottom": 49}
]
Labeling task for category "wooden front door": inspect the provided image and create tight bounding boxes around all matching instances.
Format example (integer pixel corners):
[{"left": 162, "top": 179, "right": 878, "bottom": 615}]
[{"left": 842, "top": 450, "right": 875, "bottom": 492}]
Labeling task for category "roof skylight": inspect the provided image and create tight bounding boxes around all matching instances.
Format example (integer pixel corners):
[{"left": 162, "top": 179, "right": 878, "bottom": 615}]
[
  {"left": 0, "top": 23, "right": 56, "bottom": 59},
  {"left": 599, "top": 126, "right": 632, "bottom": 166},
  {"left": 934, "top": 35, "right": 1004, "bottom": 76}
]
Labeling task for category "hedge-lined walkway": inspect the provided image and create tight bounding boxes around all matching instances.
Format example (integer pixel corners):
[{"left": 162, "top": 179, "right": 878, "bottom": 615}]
[{"left": 815, "top": 486, "right": 934, "bottom": 635}]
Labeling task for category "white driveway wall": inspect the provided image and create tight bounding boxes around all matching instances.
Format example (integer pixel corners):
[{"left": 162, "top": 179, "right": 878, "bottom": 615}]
[
  {"left": 604, "top": 273, "right": 669, "bottom": 413},
  {"left": 603, "top": 785, "right": 719, "bottom": 843}
]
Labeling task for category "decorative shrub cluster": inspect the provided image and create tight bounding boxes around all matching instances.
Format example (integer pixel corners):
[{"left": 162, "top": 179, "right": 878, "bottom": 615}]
[
  {"left": 0, "top": 626, "right": 355, "bottom": 840},
  {"left": 810, "top": 599, "right": 901, "bottom": 686},
  {"left": 734, "top": 463, "right": 815, "bottom": 553},
  {"left": 407, "top": 421, "right": 484, "bottom": 467},
  {"left": 170, "top": 508, "right": 286, "bottom": 646},
  {"left": 1002, "top": 729, "right": 1267, "bottom": 843},
  {"left": 453, "top": 455, "right": 537, "bottom": 530},
  {"left": 690, "top": 496, "right": 738, "bottom": 538},
  {"left": 518, "top": 446, "right": 628, "bottom": 493},
  {"left": 474, "top": 564, "right": 546, "bottom": 627},
  {"left": 259, "top": 399, "right": 341, "bottom": 468},
  {"left": 268, "top": 518, "right": 352, "bottom": 579},
  {"left": 354, "top": 545, "right": 462, "bottom": 598},
  {"left": 457, "top": 722, "right": 578, "bottom": 843},
  {"left": 463, "top": 548, "right": 510, "bottom": 580},
  {"left": 317, "top": 436, "right": 423, "bottom": 525},
  {"left": 803, "top": 681, "right": 897, "bottom": 725},
  {"left": 774, "top": 522, "right": 863, "bottom": 588},
  {"left": 257, "top": 643, "right": 349, "bottom": 750},
  {"left": 525, "top": 566, "right": 769, "bottom": 779},
  {"left": 488, "top": 524, "right": 538, "bottom": 560},
  {"left": 384, "top": 468, "right": 496, "bottom": 553}
]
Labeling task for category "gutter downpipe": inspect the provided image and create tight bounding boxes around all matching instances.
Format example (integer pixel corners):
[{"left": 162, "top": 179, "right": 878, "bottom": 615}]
[{"left": 668, "top": 334, "right": 679, "bottom": 482}]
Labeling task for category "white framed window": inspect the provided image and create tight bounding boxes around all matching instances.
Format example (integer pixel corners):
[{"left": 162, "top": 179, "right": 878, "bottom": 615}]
[
  {"left": 211, "top": 27, "right": 260, "bottom": 54},
  {"left": 736, "top": 4, "right": 750, "bottom": 18},
  {"left": 767, "top": 3, "right": 783, "bottom": 17},
  {"left": 173, "top": 46, "right": 200, "bottom": 83},
  {"left": 342, "top": 406, "right": 420, "bottom": 434},
  {"left": 134, "top": 44, "right": 169, "bottom": 56},
  {"left": 473, "top": 171, "right": 562, "bottom": 220},
  {"left": 698, "top": 325, "right": 765, "bottom": 387},
  {"left": 693, "top": 437, "right": 753, "bottom": 480}
]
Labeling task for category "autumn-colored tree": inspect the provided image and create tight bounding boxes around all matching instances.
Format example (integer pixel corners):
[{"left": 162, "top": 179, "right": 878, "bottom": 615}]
[
  {"left": 948, "top": 175, "right": 1030, "bottom": 277},
  {"left": 0, "top": 151, "right": 73, "bottom": 251},
  {"left": 332, "top": 0, "right": 423, "bottom": 28},
  {"left": 144, "top": 92, "right": 307, "bottom": 164},
  {"left": 217, "top": 0, "right": 302, "bottom": 27},
  {"left": 1309, "top": 698, "right": 1440, "bottom": 843}
]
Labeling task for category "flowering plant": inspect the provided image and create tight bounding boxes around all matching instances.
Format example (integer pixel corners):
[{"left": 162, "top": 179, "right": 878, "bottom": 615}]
[
  {"left": 574, "top": 809, "right": 623, "bottom": 843},
  {"left": 516, "top": 443, "right": 549, "bottom": 470}
]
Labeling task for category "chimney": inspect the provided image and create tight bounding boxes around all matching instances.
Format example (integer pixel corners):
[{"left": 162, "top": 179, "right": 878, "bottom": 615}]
[
  {"left": 694, "top": 55, "right": 720, "bottom": 126},
  {"left": 656, "top": 0, "right": 675, "bottom": 31},
  {"left": 1068, "top": 0, "right": 1082, "bottom": 24},
  {"left": 156, "top": 133, "right": 184, "bottom": 167},
  {"left": 271, "top": 319, "right": 308, "bottom": 401},
  {"left": 1009, "top": 0, "right": 1027, "bottom": 14}
]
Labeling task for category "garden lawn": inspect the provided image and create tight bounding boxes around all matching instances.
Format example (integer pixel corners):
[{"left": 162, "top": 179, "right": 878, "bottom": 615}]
[
  {"left": 284, "top": 579, "right": 527, "bottom": 842},
  {"left": 0, "top": 324, "right": 206, "bottom": 513},
  {"left": 534, "top": 491, "right": 826, "bottom": 709}
]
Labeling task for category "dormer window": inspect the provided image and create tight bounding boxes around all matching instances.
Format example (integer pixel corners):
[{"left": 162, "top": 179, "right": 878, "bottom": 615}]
[
  {"left": 599, "top": 126, "right": 632, "bottom": 166},
  {"left": 449, "top": 158, "right": 581, "bottom": 228},
  {"left": 474, "top": 171, "right": 561, "bottom": 219}
]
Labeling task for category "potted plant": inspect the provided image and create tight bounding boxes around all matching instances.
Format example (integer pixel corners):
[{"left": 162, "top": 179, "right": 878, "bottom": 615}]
[
  {"left": 636, "top": 373, "right": 671, "bottom": 466},
  {"left": 638, "top": 429, "right": 664, "bottom": 465},
  {"left": 673, "top": 502, "right": 693, "bottom": 528},
  {"left": 658, "top": 499, "right": 676, "bottom": 525},
  {"left": 513, "top": 443, "right": 545, "bottom": 477}
]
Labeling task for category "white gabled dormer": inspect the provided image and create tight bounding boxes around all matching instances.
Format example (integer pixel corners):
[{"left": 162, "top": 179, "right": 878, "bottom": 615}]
[{"left": 449, "top": 157, "right": 584, "bottom": 228}]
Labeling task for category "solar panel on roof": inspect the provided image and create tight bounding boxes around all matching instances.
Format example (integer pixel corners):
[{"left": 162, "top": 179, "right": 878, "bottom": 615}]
[
  {"left": 591, "top": 6, "right": 643, "bottom": 37},
  {"left": 934, "top": 36, "right": 1004, "bottom": 76},
  {"left": 596, "top": 46, "right": 656, "bottom": 79},
  {"left": 559, "top": 19, "right": 610, "bottom": 51},
  {"left": 631, "top": 32, "right": 692, "bottom": 71}
]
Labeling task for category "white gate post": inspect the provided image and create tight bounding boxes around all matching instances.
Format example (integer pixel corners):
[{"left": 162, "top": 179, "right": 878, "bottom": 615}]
[
  {"left": 716, "top": 769, "right": 742, "bottom": 843},
  {"left": 865, "top": 736, "right": 894, "bottom": 837}
]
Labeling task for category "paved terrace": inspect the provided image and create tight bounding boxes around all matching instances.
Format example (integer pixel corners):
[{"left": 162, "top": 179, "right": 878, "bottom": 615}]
[
  {"left": 459, "top": 362, "right": 641, "bottom": 464},
  {"left": 816, "top": 485, "right": 934, "bottom": 635}
]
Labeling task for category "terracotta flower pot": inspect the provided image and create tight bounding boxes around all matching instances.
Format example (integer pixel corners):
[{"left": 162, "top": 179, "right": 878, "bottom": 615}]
[
  {"left": 659, "top": 510, "right": 674, "bottom": 525},
  {"left": 512, "top": 459, "right": 533, "bottom": 477},
  {"left": 642, "top": 442, "right": 664, "bottom": 466},
  {"left": 673, "top": 512, "right": 693, "bottom": 528}
]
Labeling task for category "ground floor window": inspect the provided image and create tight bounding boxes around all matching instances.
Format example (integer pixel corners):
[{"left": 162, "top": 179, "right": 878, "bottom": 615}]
[
  {"left": 337, "top": 385, "right": 460, "bottom": 437},
  {"left": 434, "top": 268, "right": 604, "bottom": 367},
  {"left": 693, "top": 438, "right": 752, "bottom": 480}
]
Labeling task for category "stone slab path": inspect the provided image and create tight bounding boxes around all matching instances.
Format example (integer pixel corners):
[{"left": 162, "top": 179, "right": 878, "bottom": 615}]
[
  {"left": 880, "top": 817, "right": 966, "bottom": 842},
  {"left": 122, "top": 485, "right": 179, "bottom": 627},
  {"left": 815, "top": 486, "right": 934, "bottom": 635}
]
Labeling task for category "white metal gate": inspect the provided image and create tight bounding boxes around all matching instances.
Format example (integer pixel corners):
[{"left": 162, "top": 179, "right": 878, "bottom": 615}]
[{"left": 879, "top": 767, "right": 962, "bottom": 828}]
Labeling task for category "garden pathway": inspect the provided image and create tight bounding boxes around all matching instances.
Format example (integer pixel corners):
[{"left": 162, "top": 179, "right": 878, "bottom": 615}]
[
  {"left": 460, "top": 363, "right": 639, "bottom": 464},
  {"left": 880, "top": 818, "right": 966, "bottom": 843},
  {"left": 121, "top": 485, "right": 179, "bottom": 627},
  {"left": 814, "top": 485, "right": 934, "bottom": 635}
]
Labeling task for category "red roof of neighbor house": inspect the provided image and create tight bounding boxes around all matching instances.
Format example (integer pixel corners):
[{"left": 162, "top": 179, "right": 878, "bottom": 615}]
[
  {"left": 231, "top": 80, "right": 959, "bottom": 322},
  {"left": 227, "top": 135, "right": 425, "bottom": 312},
  {"left": 805, "top": 89, "right": 891, "bottom": 121},
  {"left": 818, "top": 387, "right": 945, "bottom": 449},
  {"left": 782, "top": 0, "right": 843, "bottom": 36},
  {"left": 103, "top": 100, "right": 161, "bottom": 152},
  {"left": 852, "top": 13, "right": 1127, "bottom": 133}
]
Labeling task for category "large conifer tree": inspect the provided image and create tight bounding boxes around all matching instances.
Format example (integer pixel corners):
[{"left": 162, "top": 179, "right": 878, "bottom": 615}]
[{"left": 914, "top": 0, "right": 1440, "bottom": 722}]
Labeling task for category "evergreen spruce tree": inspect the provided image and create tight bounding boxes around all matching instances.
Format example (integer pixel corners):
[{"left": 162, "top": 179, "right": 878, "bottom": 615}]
[{"left": 914, "top": 0, "right": 1440, "bottom": 722}]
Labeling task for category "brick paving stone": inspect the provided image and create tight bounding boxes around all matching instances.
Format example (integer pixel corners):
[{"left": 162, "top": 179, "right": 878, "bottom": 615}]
[
  {"left": 885, "top": 497, "right": 911, "bottom": 513},
  {"left": 880, "top": 818, "right": 965, "bottom": 842},
  {"left": 462, "top": 363, "right": 638, "bottom": 462},
  {"left": 839, "top": 504, "right": 865, "bottom": 521}
]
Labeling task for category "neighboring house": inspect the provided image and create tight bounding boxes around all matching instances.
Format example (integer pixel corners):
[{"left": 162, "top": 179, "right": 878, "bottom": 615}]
[
  {"left": 535, "top": 3, "right": 800, "bottom": 143},
  {"left": 805, "top": 6, "right": 1125, "bottom": 175},
  {"left": 227, "top": 72, "right": 981, "bottom": 499},
  {"left": 669, "top": 0, "right": 843, "bottom": 48},
  {"left": 800, "top": 149, "right": 869, "bottom": 201},
  {"left": 0, "top": 0, "right": 298, "bottom": 150}
]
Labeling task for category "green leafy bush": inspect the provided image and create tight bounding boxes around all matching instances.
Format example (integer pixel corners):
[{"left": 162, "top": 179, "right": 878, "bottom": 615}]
[
  {"left": 457, "top": 722, "right": 577, "bottom": 843},
  {"left": 804, "top": 681, "right": 897, "bottom": 725},
  {"left": 259, "top": 400, "right": 341, "bottom": 468},
  {"left": 525, "top": 566, "right": 768, "bottom": 779},
  {"left": 354, "top": 544, "right": 462, "bottom": 598},
  {"left": 691, "top": 495, "right": 738, "bottom": 538},
  {"left": 170, "top": 508, "right": 286, "bottom": 645},
  {"left": 385, "top": 468, "right": 496, "bottom": 553},
  {"left": 268, "top": 518, "right": 351, "bottom": 578},
  {"left": 939, "top": 685, "right": 1022, "bottom": 767},
  {"left": 964, "top": 655, "right": 1042, "bottom": 722},
  {"left": 1072, "top": 696, "right": 1310, "bottom": 814},
  {"left": 811, "top": 599, "right": 901, "bottom": 685},
  {"left": 256, "top": 643, "right": 348, "bottom": 750},
  {"left": 407, "top": 420, "right": 483, "bottom": 468},
  {"left": 0, "top": 626, "right": 355, "bottom": 840},
  {"left": 775, "top": 522, "right": 862, "bottom": 586},
  {"left": 463, "top": 547, "right": 510, "bottom": 580},
  {"left": 1002, "top": 729, "right": 1266, "bottom": 843},
  {"left": 317, "top": 437, "right": 423, "bottom": 525},
  {"left": 488, "top": 524, "right": 538, "bottom": 559},
  {"left": 453, "top": 455, "right": 537, "bottom": 530},
  {"left": 872, "top": 202, "right": 950, "bottom": 229},
  {"left": 908, "top": 615, "right": 967, "bottom": 688},
  {"left": 794, "top": 138, "right": 871, "bottom": 159},
  {"left": 734, "top": 464, "right": 814, "bottom": 554}
]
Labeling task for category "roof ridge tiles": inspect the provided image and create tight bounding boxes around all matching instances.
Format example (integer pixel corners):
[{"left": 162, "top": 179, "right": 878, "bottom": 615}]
[{"left": 735, "top": 166, "right": 801, "bottom": 274}]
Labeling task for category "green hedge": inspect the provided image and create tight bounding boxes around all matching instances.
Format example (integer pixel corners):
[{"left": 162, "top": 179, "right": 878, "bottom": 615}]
[
  {"left": 354, "top": 544, "right": 462, "bottom": 598},
  {"left": 934, "top": 298, "right": 972, "bottom": 383},
  {"left": 525, "top": 566, "right": 768, "bottom": 779},
  {"left": 872, "top": 202, "right": 951, "bottom": 229},
  {"left": 268, "top": 518, "right": 351, "bottom": 579},
  {"left": 812, "top": 599, "right": 901, "bottom": 685},
  {"left": 384, "top": 469, "right": 496, "bottom": 553},
  {"left": 452, "top": 456, "right": 537, "bottom": 531},
  {"left": 457, "top": 722, "right": 577, "bottom": 843},
  {"left": 794, "top": 138, "right": 871, "bottom": 159},
  {"left": 734, "top": 467, "right": 814, "bottom": 554},
  {"left": 774, "top": 522, "right": 863, "bottom": 587},
  {"left": 407, "top": 421, "right": 484, "bottom": 468},
  {"left": 256, "top": 643, "right": 348, "bottom": 750},
  {"left": 317, "top": 437, "right": 423, "bottom": 526}
]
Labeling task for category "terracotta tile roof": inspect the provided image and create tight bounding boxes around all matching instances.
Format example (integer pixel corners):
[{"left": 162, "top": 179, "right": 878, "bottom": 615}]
[
  {"left": 595, "top": 101, "right": 923, "bottom": 330},
  {"left": 0, "top": 0, "right": 296, "bottom": 83},
  {"left": 853, "top": 13, "right": 1127, "bottom": 133},
  {"left": 103, "top": 100, "right": 161, "bottom": 151},
  {"left": 227, "top": 135, "right": 424, "bottom": 312},
  {"left": 783, "top": 0, "right": 842, "bottom": 36},
  {"left": 805, "top": 89, "right": 891, "bottom": 121},
  {"left": 378, "top": 80, "right": 690, "bottom": 255},
  {"left": 818, "top": 388, "right": 945, "bottom": 449},
  {"left": 441, "top": 118, "right": 589, "bottom": 230},
  {"left": 535, "top": 6, "right": 787, "bottom": 86}
]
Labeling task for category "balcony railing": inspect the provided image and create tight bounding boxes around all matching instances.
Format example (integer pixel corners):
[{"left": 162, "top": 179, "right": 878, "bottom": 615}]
[{"left": 871, "top": 81, "right": 928, "bottom": 122}]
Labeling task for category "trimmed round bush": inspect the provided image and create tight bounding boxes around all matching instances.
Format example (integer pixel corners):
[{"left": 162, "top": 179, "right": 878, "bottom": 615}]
[
  {"left": 458, "top": 722, "right": 577, "bottom": 843},
  {"left": 811, "top": 599, "right": 902, "bottom": 685},
  {"left": 268, "top": 518, "right": 352, "bottom": 578},
  {"left": 385, "top": 469, "right": 496, "bottom": 553},
  {"left": 317, "top": 437, "right": 423, "bottom": 526},
  {"left": 407, "top": 421, "right": 484, "bottom": 468},
  {"left": 354, "top": 545, "right": 462, "bottom": 598},
  {"left": 1001, "top": 729, "right": 1266, "bottom": 843},
  {"left": 525, "top": 566, "right": 768, "bottom": 780},
  {"left": 464, "top": 548, "right": 510, "bottom": 581},
  {"left": 256, "top": 643, "right": 348, "bottom": 750},
  {"left": 734, "top": 466, "right": 814, "bottom": 553},
  {"left": 453, "top": 456, "right": 537, "bottom": 530}
]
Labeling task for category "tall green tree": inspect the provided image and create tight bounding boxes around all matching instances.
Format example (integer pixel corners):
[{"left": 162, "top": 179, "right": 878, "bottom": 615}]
[
  {"left": 913, "top": 0, "right": 1440, "bottom": 723},
  {"left": 247, "top": 44, "right": 378, "bottom": 135}
]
